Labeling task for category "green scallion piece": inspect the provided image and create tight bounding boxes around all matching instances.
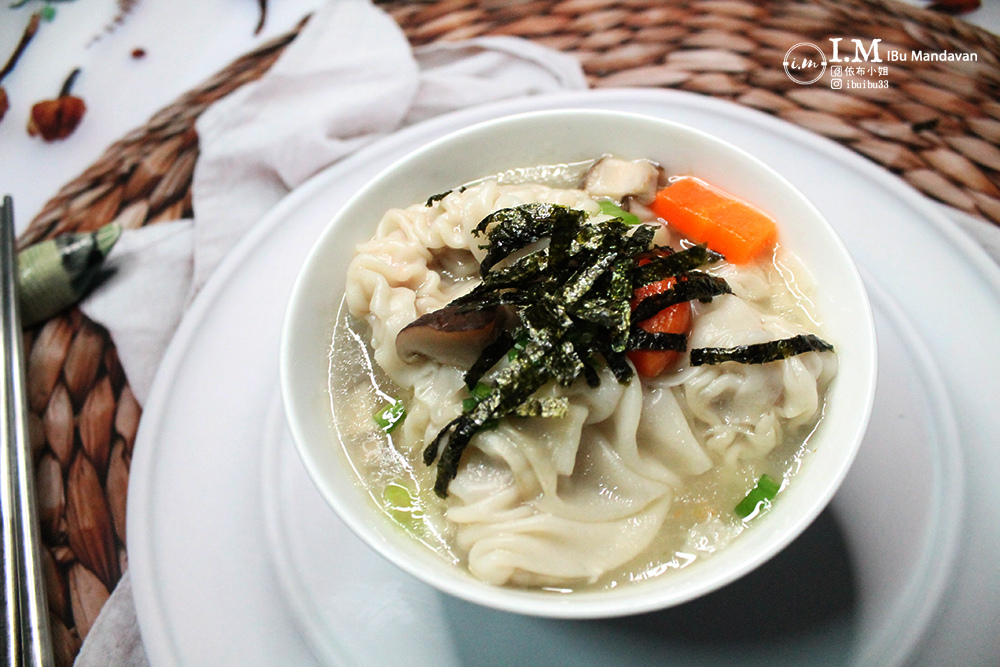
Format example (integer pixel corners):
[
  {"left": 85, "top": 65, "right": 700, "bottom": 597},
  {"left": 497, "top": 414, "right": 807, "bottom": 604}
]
[
  {"left": 598, "top": 199, "right": 641, "bottom": 226},
  {"left": 382, "top": 483, "right": 424, "bottom": 533},
  {"left": 507, "top": 335, "right": 529, "bottom": 361},
  {"left": 374, "top": 401, "right": 406, "bottom": 432},
  {"left": 735, "top": 474, "right": 781, "bottom": 519},
  {"left": 463, "top": 382, "right": 493, "bottom": 412},
  {"left": 383, "top": 482, "right": 413, "bottom": 509},
  {"left": 470, "top": 382, "right": 492, "bottom": 400}
]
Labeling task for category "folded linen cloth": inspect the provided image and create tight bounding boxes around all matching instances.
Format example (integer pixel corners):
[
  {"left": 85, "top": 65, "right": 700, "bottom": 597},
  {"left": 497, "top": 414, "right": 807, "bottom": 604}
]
[
  {"left": 79, "top": 0, "right": 586, "bottom": 409},
  {"left": 73, "top": 1, "right": 586, "bottom": 665}
]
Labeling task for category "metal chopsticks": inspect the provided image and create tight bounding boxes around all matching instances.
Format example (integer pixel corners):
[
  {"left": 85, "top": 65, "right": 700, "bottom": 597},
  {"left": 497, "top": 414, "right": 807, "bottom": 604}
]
[{"left": 1, "top": 196, "right": 53, "bottom": 667}]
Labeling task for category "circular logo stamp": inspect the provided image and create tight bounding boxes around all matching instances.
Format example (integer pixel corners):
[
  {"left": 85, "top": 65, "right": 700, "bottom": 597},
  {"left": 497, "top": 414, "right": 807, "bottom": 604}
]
[{"left": 783, "top": 42, "right": 827, "bottom": 85}]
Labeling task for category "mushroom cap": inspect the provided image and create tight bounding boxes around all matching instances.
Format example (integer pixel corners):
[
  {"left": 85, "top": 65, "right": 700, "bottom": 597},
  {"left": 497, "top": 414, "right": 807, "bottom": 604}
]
[
  {"left": 396, "top": 305, "right": 505, "bottom": 369},
  {"left": 583, "top": 156, "right": 661, "bottom": 204}
]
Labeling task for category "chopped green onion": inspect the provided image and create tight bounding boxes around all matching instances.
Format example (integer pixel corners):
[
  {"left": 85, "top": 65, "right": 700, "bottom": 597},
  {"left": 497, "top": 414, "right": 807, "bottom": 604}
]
[
  {"left": 470, "top": 382, "right": 492, "bottom": 400},
  {"left": 598, "top": 199, "right": 641, "bottom": 226},
  {"left": 735, "top": 474, "right": 781, "bottom": 519},
  {"left": 383, "top": 482, "right": 413, "bottom": 509},
  {"left": 382, "top": 483, "right": 424, "bottom": 533},
  {"left": 507, "top": 335, "right": 529, "bottom": 361},
  {"left": 374, "top": 401, "right": 406, "bottom": 432},
  {"left": 463, "top": 382, "right": 493, "bottom": 411},
  {"left": 463, "top": 383, "right": 499, "bottom": 430}
]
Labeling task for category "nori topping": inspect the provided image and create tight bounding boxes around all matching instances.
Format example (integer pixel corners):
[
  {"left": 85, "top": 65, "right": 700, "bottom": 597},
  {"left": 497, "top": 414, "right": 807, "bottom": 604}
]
[
  {"left": 624, "top": 224, "right": 656, "bottom": 256},
  {"left": 627, "top": 328, "right": 687, "bottom": 352},
  {"left": 513, "top": 397, "right": 570, "bottom": 418},
  {"left": 602, "top": 348, "right": 634, "bottom": 383},
  {"left": 464, "top": 330, "right": 514, "bottom": 390},
  {"left": 547, "top": 340, "right": 586, "bottom": 387},
  {"left": 605, "top": 257, "right": 634, "bottom": 352},
  {"left": 415, "top": 203, "right": 736, "bottom": 497},
  {"left": 425, "top": 186, "right": 466, "bottom": 207},
  {"left": 424, "top": 340, "right": 552, "bottom": 497},
  {"left": 474, "top": 203, "right": 586, "bottom": 274},
  {"left": 631, "top": 271, "right": 732, "bottom": 323},
  {"left": 425, "top": 191, "right": 451, "bottom": 206},
  {"left": 690, "top": 334, "right": 835, "bottom": 366},
  {"left": 632, "top": 244, "right": 724, "bottom": 287},
  {"left": 581, "top": 360, "right": 601, "bottom": 388}
]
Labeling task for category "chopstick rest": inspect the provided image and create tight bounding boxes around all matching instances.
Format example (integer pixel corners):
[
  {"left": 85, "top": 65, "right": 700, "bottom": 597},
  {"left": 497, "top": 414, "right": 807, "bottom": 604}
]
[{"left": 16, "top": 222, "right": 121, "bottom": 328}]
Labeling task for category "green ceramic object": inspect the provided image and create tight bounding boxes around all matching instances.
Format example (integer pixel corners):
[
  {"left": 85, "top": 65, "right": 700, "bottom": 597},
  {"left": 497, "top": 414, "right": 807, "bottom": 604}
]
[{"left": 17, "top": 223, "right": 121, "bottom": 327}]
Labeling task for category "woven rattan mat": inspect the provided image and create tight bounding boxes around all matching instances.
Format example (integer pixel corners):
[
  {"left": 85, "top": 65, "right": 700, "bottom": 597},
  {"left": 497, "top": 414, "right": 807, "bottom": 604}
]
[{"left": 19, "top": 1, "right": 999, "bottom": 663}]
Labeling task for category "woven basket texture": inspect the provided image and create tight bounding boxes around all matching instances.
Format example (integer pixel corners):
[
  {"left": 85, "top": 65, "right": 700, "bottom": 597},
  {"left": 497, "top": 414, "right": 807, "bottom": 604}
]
[{"left": 16, "top": 2, "right": 998, "bottom": 663}]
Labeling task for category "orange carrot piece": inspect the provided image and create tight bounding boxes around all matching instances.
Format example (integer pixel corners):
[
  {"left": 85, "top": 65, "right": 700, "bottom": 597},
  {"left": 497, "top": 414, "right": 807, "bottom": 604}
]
[{"left": 650, "top": 177, "right": 778, "bottom": 264}]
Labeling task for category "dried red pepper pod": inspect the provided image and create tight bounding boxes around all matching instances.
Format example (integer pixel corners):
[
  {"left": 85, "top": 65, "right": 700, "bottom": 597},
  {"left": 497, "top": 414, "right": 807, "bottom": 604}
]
[{"left": 27, "top": 67, "right": 86, "bottom": 141}]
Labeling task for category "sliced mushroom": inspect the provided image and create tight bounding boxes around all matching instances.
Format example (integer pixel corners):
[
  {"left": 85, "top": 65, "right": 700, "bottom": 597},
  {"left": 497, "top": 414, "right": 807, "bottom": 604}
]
[
  {"left": 396, "top": 305, "right": 506, "bottom": 369},
  {"left": 583, "top": 157, "right": 661, "bottom": 204}
]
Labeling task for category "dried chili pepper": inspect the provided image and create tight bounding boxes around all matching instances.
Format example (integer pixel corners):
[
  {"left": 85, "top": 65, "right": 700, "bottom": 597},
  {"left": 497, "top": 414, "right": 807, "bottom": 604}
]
[{"left": 27, "top": 67, "right": 86, "bottom": 141}]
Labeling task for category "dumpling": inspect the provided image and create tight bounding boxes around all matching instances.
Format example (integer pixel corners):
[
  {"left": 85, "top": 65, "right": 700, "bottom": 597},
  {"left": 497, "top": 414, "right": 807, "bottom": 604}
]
[
  {"left": 675, "top": 294, "right": 837, "bottom": 466},
  {"left": 446, "top": 368, "right": 676, "bottom": 586}
]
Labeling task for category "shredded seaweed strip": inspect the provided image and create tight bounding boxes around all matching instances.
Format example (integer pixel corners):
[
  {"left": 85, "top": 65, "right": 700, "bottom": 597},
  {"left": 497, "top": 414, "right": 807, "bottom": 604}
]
[
  {"left": 474, "top": 203, "right": 583, "bottom": 274},
  {"left": 627, "top": 328, "right": 687, "bottom": 352},
  {"left": 690, "top": 334, "right": 835, "bottom": 366},
  {"left": 424, "top": 342, "right": 552, "bottom": 497},
  {"left": 463, "top": 330, "right": 514, "bottom": 389},
  {"left": 632, "top": 244, "right": 724, "bottom": 287},
  {"left": 631, "top": 271, "right": 732, "bottom": 323},
  {"left": 417, "top": 203, "right": 726, "bottom": 497},
  {"left": 513, "top": 397, "right": 570, "bottom": 418},
  {"left": 425, "top": 186, "right": 466, "bottom": 207}
]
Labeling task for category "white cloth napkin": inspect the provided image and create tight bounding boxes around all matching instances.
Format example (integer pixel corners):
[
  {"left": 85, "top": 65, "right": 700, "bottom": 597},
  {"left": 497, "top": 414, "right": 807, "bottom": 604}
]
[{"left": 74, "top": 1, "right": 586, "bottom": 665}]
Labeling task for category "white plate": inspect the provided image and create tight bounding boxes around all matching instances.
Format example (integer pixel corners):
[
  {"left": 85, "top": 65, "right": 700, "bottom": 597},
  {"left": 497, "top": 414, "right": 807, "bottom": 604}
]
[
  {"left": 128, "top": 90, "right": 1000, "bottom": 666},
  {"left": 260, "top": 273, "right": 955, "bottom": 667}
]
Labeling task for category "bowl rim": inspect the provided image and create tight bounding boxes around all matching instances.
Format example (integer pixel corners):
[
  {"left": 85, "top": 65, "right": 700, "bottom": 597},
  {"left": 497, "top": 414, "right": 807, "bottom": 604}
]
[{"left": 279, "top": 108, "right": 878, "bottom": 619}]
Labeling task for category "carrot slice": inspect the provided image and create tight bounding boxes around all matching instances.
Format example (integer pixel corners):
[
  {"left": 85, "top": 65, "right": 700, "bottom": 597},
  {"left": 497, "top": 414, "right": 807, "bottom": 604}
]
[
  {"left": 650, "top": 176, "right": 778, "bottom": 264},
  {"left": 628, "top": 274, "right": 691, "bottom": 378}
]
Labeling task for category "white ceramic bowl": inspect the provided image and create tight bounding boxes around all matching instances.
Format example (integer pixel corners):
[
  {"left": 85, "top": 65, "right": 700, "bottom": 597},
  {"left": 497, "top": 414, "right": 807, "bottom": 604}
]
[{"left": 280, "top": 109, "right": 877, "bottom": 619}]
